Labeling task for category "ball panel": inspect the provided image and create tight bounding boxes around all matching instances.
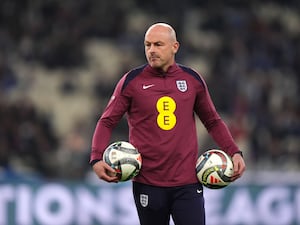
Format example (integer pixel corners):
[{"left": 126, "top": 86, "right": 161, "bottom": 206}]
[{"left": 119, "top": 164, "right": 138, "bottom": 181}]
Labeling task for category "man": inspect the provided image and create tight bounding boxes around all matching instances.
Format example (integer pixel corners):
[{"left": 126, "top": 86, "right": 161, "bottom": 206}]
[{"left": 90, "top": 23, "right": 246, "bottom": 225}]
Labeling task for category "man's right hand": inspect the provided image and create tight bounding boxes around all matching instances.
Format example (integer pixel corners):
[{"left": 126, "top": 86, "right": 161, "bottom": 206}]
[{"left": 93, "top": 160, "right": 119, "bottom": 183}]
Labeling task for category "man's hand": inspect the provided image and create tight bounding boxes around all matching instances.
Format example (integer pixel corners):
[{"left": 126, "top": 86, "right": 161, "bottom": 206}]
[
  {"left": 93, "top": 160, "right": 119, "bottom": 183},
  {"left": 231, "top": 153, "right": 246, "bottom": 181}
]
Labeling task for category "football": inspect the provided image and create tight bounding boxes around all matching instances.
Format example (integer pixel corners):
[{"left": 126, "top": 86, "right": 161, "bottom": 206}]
[
  {"left": 196, "top": 149, "right": 233, "bottom": 189},
  {"left": 103, "top": 141, "right": 142, "bottom": 182}
]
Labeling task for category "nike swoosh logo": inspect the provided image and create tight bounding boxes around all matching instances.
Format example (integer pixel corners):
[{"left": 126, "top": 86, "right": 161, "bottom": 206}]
[
  {"left": 197, "top": 189, "right": 202, "bottom": 194},
  {"left": 142, "top": 84, "right": 155, "bottom": 89}
]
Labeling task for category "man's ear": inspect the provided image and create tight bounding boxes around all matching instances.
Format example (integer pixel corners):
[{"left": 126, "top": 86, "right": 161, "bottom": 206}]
[{"left": 172, "top": 42, "right": 180, "bottom": 54}]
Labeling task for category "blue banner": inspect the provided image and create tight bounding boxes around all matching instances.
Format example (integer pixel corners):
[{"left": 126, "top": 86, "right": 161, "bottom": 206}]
[{"left": 0, "top": 174, "right": 300, "bottom": 225}]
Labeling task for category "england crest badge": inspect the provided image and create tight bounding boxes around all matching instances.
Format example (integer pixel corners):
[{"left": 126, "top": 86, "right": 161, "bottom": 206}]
[
  {"left": 140, "top": 194, "right": 148, "bottom": 207},
  {"left": 176, "top": 80, "right": 187, "bottom": 92}
]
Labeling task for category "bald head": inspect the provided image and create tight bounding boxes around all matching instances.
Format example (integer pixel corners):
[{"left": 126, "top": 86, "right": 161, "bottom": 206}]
[
  {"left": 145, "top": 23, "right": 177, "bottom": 43},
  {"left": 144, "top": 23, "right": 179, "bottom": 72}
]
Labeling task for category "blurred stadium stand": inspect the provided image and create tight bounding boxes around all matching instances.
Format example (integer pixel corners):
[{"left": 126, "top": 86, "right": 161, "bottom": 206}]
[{"left": 0, "top": 0, "right": 299, "bottom": 180}]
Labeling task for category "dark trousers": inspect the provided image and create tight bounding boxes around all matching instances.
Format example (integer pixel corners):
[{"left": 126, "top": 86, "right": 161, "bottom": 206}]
[{"left": 133, "top": 182, "right": 205, "bottom": 225}]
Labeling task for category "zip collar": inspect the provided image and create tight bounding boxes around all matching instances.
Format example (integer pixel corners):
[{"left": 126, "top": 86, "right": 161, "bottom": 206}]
[{"left": 144, "top": 63, "right": 180, "bottom": 76}]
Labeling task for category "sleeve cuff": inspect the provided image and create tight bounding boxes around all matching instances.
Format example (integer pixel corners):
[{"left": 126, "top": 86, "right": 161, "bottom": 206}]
[
  {"left": 232, "top": 151, "right": 243, "bottom": 158},
  {"left": 89, "top": 159, "right": 101, "bottom": 167}
]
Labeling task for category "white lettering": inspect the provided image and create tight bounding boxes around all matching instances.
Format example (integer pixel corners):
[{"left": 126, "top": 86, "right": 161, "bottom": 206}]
[
  {"left": 34, "top": 184, "right": 74, "bottom": 225},
  {"left": 296, "top": 188, "right": 300, "bottom": 223},
  {"left": 204, "top": 188, "right": 224, "bottom": 225},
  {"left": 226, "top": 188, "right": 257, "bottom": 225},
  {"left": 258, "top": 187, "right": 293, "bottom": 225},
  {"left": 0, "top": 185, "right": 14, "bottom": 225},
  {"left": 76, "top": 187, "right": 114, "bottom": 224},
  {"left": 16, "top": 185, "right": 32, "bottom": 225},
  {"left": 0, "top": 181, "right": 300, "bottom": 225},
  {"left": 115, "top": 185, "right": 139, "bottom": 225}
]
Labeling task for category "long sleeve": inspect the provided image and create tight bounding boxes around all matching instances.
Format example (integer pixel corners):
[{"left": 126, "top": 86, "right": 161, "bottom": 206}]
[
  {"left": 90, "top": 75, "right": 131, "bottom": 163},
  {"left": 194, "top": 77, "right": 239, "bottom": 156}
]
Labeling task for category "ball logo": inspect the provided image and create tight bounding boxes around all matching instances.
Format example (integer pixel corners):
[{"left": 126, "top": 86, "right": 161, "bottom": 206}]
[
  {"left": 156, "top": 96, "right": 176, "bottom": 130},
  {"left": 210, "top": 176, "right": 221, "bottom": 184}
]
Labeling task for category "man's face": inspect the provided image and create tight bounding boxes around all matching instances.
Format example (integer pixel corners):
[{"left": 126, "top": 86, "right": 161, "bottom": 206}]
[{"left": 144, "top": 26, "right": 179, "bottom": 72}]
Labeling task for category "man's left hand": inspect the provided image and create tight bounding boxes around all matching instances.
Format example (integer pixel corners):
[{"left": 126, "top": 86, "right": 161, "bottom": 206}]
[{"left": 231, "top": 153, "right": 246, "bottom": 181}]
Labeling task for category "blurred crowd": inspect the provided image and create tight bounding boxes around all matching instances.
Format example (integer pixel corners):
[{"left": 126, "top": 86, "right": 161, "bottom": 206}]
[{"left": 0, "top": 0, "right": 299, "bottom": 180}]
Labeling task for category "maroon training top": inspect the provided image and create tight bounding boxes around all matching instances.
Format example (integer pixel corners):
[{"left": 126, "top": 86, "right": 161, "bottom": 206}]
[{"left": 91, "top": 63, "right": 239, "bottom": 187}]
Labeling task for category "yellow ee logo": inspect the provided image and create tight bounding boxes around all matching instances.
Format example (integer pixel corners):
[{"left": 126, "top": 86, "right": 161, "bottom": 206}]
[{"left": 156, "top": 96, "right": 176, "bottom": 130}]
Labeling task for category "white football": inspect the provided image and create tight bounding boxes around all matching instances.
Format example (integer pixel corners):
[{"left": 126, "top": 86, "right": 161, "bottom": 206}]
[
  {"left": 196, "top": 149, "right": 233, "bottom": 189},
  {"left": 103, "top": 141, "right": 142, "bottom": 182}
]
